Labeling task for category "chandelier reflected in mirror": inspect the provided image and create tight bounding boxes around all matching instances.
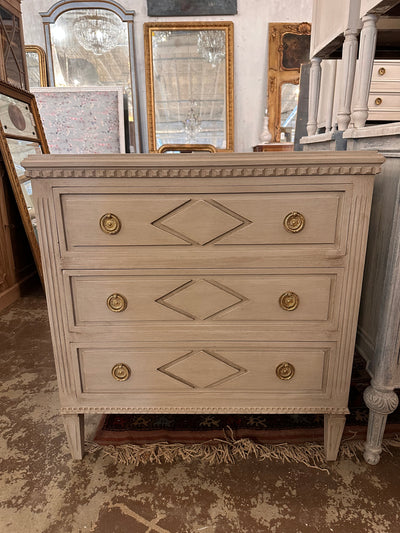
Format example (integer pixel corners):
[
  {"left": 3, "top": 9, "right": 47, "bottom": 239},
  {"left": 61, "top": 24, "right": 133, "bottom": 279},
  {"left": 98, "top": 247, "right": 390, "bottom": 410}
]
[
  {"left": 73, "top": 9, "right": 123, "bottom": 55},
  {"left": 182, "top": 102, "right": 202, "bottom": 142},
  {"left": 197, "top": 30, "right": 226, "bottom": 67}
]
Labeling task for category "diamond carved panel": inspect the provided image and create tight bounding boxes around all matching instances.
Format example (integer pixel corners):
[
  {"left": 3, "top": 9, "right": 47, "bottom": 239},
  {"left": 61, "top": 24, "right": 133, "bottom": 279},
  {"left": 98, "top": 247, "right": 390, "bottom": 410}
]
[
  {"left": 152, "top": 199, "right": 251, "bottom": 245},
  {"left": 158, "top": 350, "right": 247, "bottom": 389},
  {"left": 156, "top": 279, "right": 247, "bottom": 320}
]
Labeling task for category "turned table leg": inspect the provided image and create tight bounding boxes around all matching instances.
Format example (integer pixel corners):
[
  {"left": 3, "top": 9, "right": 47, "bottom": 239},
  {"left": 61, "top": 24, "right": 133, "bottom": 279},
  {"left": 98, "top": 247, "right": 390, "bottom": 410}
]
[
  {"left": 324, "top": 414, "right": 346, "bottom": 461},
  {"left": 363, "top": 385, "right": 399, "bottom": 465},
  {"left": 63, "top": 414, "right": 85, "bottom": 460}
]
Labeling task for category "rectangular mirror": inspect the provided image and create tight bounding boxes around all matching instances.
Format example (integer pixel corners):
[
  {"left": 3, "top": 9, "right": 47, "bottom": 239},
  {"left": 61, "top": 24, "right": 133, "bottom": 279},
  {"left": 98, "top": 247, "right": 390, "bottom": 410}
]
[
  {"left": 0, "top": 81, "right": 49, "bottom": 281},
  {"left": 144, "top": 22, "right": 234, "bottom": 152}
]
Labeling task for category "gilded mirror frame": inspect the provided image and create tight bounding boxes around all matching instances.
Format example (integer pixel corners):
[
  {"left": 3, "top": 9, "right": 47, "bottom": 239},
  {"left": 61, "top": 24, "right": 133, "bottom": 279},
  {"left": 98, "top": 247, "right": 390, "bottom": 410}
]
[
  {"left": 25, "top": 45, "right": 48, "bottom": 87},
  {"left": 144, "top": 21, "right": 234, "bottom": 152},
  {"left": 0, "top": 81, "right": 50, "bottom": 281},
  {"left": 267, "top": 22, "right": 311, "bottom": 142}
]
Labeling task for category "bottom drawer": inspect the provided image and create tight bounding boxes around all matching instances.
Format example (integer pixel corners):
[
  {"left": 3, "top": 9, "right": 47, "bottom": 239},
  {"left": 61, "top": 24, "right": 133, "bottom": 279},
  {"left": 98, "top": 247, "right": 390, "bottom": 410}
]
[{"left": 76, "top": 344, "right": 333, "bottom": 395}]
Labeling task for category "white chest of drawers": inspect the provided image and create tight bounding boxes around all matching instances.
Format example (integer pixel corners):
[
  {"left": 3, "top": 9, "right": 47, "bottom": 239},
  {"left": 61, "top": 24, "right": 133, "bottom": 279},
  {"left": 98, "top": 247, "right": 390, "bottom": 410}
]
[{"left": 24, "top": 152, "right": 383, "bottom": 461}]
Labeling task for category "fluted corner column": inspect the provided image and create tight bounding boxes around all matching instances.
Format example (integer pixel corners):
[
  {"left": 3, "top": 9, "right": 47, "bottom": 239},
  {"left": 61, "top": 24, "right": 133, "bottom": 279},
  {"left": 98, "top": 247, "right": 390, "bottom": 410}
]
[
  {"left": 336, "top": 28, "right": 359, "bottom": 131},
  {"left": 363, "top": 384, "right": 399, "bottom": 465},
  {"left": 351, "top": 14, "right": 379, "bottom": 128},
  {"left": 306, "top": 57, "right": 322, "bottom": 136}
]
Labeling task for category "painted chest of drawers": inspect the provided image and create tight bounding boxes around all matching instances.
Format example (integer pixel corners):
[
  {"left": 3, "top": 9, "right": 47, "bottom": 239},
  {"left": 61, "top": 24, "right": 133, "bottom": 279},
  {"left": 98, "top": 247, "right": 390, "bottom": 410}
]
[{"left": 24, "top": 152, "right": 383, "bottom": 461}]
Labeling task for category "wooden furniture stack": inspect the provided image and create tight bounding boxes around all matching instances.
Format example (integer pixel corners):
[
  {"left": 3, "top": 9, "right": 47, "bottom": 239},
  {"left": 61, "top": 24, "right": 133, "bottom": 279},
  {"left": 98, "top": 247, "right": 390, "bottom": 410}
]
[
  {"left": 0, "top": 0, "right": 35, "bottom": 312},
  {"left": 23, "top": 151, "right": 383, "bottom": 461}
]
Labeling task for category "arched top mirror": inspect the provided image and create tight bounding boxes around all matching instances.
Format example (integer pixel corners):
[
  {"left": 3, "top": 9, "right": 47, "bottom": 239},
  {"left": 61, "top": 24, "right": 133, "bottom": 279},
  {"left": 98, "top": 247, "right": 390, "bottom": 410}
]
[
  {"left": 40, "top": 0, "right": 141, "bottom": 152},
  {"left": 144, "top": 21, "right": 234, "bottom": 152}
]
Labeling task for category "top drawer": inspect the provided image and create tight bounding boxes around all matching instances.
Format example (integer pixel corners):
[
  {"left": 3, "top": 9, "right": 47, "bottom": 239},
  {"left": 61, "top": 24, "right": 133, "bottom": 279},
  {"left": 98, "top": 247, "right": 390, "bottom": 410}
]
[{"left": 57, "top": 191, "right": 348, "bottom": 258}]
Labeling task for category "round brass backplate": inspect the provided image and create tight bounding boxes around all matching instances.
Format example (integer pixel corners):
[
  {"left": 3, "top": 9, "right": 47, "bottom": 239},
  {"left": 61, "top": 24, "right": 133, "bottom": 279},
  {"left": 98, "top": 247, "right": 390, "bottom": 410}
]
[
  {"left": 276, "top": 362, "right": 295, "bottom": 381},
  {"left": 111, "top": 363, "right": 131, "bottom": 381},
  {"left": 375, "top": 97, "right": 383, "bottom": 106},
  {"left": 283, "top": 212, "right": 305, "bottom": 233},
  {"left": 107, "top": 293, "right": 127, "bottom": 312},
  {"left": 279, "top": 291, "right": 299, "bottom": 311},
  {"left": 99, "top": 213, "right": 121, "bottom": 234},
  {"left": 378, "top": 67, "right": 386, "bottom": 76}
]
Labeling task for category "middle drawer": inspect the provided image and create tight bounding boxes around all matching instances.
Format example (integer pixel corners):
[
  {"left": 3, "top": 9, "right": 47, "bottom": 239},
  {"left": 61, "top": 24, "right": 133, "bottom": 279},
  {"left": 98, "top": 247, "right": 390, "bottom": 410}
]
[{"left": 64, "top": 269, "right": 342, "bottom": 332}]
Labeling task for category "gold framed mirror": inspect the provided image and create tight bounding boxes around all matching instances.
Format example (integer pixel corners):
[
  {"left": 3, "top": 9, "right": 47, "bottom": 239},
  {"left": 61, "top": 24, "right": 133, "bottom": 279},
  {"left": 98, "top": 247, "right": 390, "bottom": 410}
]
[
  {"left": 267, "top": 22, "right": 311, "bottom": 143},
  {"left": 0, "top": 81, "right": 49, "bottom": 281},
  {"left": 25, "top": 45, "right": 48, "bottom": 88},
  {"left": 144, "top": 21, "right": 234, "bottom": 152}
]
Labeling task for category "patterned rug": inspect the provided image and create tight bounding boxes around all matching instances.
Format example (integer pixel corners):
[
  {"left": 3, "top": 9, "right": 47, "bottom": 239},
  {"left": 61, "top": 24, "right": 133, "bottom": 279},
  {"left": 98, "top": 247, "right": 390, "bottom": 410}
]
[{"left": 94, "top": 354, "right": 400, "bottom": 447}]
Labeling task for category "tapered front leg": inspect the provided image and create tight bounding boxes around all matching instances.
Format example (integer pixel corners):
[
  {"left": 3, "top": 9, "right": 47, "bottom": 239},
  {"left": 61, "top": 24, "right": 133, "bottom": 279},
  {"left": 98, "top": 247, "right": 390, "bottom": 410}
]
[
  {"left": 324, "top": 414, "right": 346, "bottom": 461},
  {"left": 63, "top": 414, "right": 85, "bottom": 460}
]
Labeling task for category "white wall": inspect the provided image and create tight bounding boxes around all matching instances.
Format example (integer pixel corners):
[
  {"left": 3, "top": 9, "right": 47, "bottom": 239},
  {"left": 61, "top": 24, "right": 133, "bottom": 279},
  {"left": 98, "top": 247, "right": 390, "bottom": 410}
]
[{"left": 21, "top": 0, "right": 312, "bottom": 152}]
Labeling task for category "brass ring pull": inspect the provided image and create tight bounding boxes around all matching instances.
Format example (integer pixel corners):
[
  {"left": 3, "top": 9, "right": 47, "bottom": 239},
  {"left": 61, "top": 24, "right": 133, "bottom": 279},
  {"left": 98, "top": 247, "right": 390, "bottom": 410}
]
[
  {"left": 111, "top": 363, "right": 131, "bottom": 381},
  {"left": 378, "top": 67, "right": 386, "bottom": 76},
  {"left": 279, "top": 291, "right": 299, "bottom": 311},
  {"left": 100, "top": 213, "right": 121, "bottom": 234},
  {"left": 375, "top": 97, "right": 383, "bottom": 106},
  {"left": 283, "top": 211, "right": 305, "bottom": 233},
  {"left": 107, "top": 293, "right": 127, "bottom": 312},
  {"left": 276, "top": 362, "right": 295, "bottom": 381}
]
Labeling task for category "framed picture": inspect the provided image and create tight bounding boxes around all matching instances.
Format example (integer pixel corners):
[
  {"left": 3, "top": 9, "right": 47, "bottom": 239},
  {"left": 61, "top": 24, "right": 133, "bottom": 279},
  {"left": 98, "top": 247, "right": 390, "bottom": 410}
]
[
  {"left": 0, "top": 81, "right": 50, "bottom": 281},
  {"left": 31, "top": 87, "right": 126, "bottom": 154}
]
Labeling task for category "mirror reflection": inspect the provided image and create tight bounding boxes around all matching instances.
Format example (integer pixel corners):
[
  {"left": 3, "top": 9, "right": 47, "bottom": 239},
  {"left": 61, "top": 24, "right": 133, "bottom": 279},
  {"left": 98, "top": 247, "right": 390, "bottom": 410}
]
[
  {"left": 41, "top": 3, "right": 141, "bottom": 152},
  {"left": 280, "top": 83, "right": 300, "bottom": 142},
  {"left": 6, "top": 139, "right": 43, "bottom": 236},
  {"left": 145, "top": 22, "right": 234, "bottom": 152},
  {"left": 25, "top": 46, "right": 48, "bottom": 88}
]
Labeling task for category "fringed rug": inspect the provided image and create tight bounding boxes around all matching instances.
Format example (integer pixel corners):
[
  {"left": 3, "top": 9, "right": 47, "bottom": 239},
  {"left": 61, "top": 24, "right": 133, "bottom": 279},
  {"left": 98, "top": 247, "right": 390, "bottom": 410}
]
[{"left": 90, "top": 354, "right": 400, "bottom": 467}]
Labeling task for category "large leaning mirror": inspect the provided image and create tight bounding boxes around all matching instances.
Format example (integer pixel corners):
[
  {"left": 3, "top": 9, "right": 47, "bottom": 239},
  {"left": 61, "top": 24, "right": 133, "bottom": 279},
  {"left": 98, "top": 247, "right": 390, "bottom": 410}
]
[
  {"left": 40, "top": 0, "right": 141, "bottom": 152},
  {"left": 144, "top": 21, "right": 234, "bottom": 152},
  {"left": 267, "top": 22, "right": 311, "bottom": 143},
  {"left": 0, "top": 81, "right": 49, "bottom": 281}
]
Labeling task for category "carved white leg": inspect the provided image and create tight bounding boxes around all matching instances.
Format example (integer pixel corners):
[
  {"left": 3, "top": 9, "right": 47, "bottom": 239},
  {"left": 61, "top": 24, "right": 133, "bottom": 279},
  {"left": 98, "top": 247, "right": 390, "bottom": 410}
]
[
  {"left": 324, "top": 414, "right": 346, "bottom": 461},
  {"left": 351, "top": 14, "right": 378, "bottom": 128},
  {"left": 363, "top": 385, "right": 399, "bottom": 465},
  {"left": 307, "top": 57, "right": 322, "bottom": 136},
  {"left": 336, "top": 28, "right": 358, "bottom": 131},
  {"left": 63, "top": 414, "right": 85, "bottom": 460}
]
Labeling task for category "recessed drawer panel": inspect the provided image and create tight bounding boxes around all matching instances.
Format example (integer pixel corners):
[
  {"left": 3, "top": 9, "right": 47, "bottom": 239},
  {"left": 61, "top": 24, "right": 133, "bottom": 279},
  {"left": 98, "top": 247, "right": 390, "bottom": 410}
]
[
  {"left": 59, "top": 192, "right": 345, "bottom": 251},
  {"left": 77, "top": 345, "right": 331, "bottom": 395},
  {"left": 66, "top": 271, "right": 340, "bottom": 328},
  {"left": 371, "top": 61, "right": 400, "bottom": 82},
  {"left": 368, "top": 92, "right": 400, "bottom": 121}
]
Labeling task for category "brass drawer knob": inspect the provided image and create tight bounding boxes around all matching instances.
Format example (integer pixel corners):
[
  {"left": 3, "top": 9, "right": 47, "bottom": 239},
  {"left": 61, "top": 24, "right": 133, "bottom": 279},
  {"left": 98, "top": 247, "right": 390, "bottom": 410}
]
[
  {"left": 283, "top": 211, "right": 305, "bottom": 233},
  {"left": 276, "top": 362, "right": 295, "bottom": 381},
  {"left": 378, "top": 67, "right": 386, "bottom": 76},
  {"left": 111, "top": 363, "right": 131, "bottom": 381},
  {"left": 375, "top": 97, "right": 383, "bottom": 106},
  {"left": 107, "top": 293, "right": 127, "bottom": 312},
  {"left": 100, "top": 213, "right": 121, "bottom": 234},
  {"left": 279, "top": 291, "right": 299, "bottom": 311}
]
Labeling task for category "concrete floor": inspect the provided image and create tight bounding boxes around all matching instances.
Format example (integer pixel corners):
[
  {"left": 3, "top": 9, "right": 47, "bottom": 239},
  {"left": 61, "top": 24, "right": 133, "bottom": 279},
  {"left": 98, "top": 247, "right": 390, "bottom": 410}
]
[{"left": 1, "top": 283, "right": 400, "bottom": 533}]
